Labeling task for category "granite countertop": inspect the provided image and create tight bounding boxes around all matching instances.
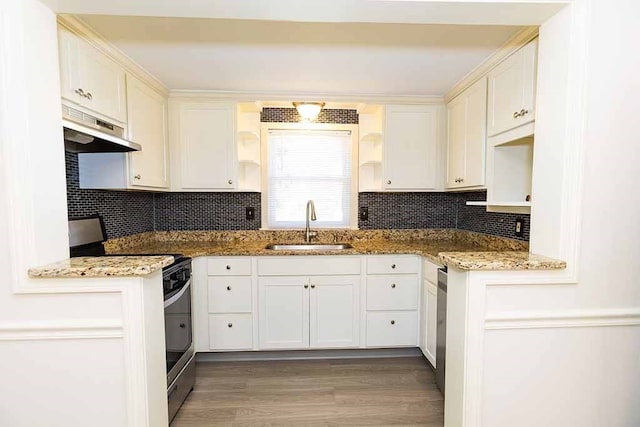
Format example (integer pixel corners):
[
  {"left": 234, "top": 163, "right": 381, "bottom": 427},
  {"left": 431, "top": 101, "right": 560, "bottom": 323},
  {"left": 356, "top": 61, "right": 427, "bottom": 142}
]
[
  {"left": 28, "top": 255, "right": 175, "bottom": 278},
  {"left": 439, "top": 251, "right": 566, "bottom": 271},
  {"left": 28, "top": 229, "right": 566, "bottom": 278}
]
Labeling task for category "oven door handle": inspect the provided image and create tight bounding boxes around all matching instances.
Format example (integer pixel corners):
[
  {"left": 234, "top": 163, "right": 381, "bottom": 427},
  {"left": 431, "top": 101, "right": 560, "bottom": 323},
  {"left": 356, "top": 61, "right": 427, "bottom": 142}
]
[{"left": 164, "top": 278, "right": 192, "bottom": 309}]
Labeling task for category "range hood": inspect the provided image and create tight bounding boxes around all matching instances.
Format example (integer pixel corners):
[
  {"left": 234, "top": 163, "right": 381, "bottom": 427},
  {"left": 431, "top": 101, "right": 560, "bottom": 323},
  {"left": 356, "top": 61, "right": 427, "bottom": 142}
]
[{"left": 62, "top": 105, "right": 141, "bottom": 153}]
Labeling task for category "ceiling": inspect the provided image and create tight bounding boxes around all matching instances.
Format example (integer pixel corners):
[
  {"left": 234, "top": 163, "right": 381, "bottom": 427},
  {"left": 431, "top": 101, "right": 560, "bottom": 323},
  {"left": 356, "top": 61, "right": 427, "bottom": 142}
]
[{"left": 78, "top": 16, "right": 523, "bottom": 97}]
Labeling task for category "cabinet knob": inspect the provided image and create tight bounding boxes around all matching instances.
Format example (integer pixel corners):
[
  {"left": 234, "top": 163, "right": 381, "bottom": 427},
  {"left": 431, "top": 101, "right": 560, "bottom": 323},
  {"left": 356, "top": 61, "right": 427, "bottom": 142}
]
[
  {"left": 226, "top": 286, "right": 231, "bottom": 291},
  {"left": 391, "top": 264, "right": 396, "bottom": 269},
  {"left": 85, "top": 92, "right": 92, "bottom": 100},
  {"left": 460, "top": 178, "right": 464, "bottom": 183},
  {"left": 75, "top": 88, "right": 85, "bottom": 97},
  {"left": 179, "top": 323, "right": 186, "bottom": 328},
  {"left": 521, "top": 108, "right": 529, "bottom": 116},
  {"left": 386, "top": 180, "right": 391, "bottom": 185},
  {"left": 228, "top": 179, "right": 233, "bottom": 185},
  {"left": 304, "top": 284, "right": 309, "bottom": 289},
  {"left": 134, "top": 174, "right": 141, "bottom": 180},
  {"left": 390, "top": 320, "right": 396, "bottom": 325},
  {"left": 391, "top": 283, "right": 396, "bottom": 289},
  {"left": 225, "top": 265, "right": 231, "bottom": 270},
  {"left": 227, "top": 323, "right": 233, "bottom": 328},
  {"left": 513, "top": 111, "right": 520, "bottom": 118},
  {"left": 310, "top": 284, "right": 316, "bottom": 289}
]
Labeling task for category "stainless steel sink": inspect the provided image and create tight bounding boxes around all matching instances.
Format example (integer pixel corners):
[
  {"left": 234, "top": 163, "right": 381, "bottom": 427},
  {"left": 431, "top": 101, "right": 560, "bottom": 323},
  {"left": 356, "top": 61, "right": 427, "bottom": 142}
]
[{"left": 265, "top": 243, "right": 353, "bottom": 251}]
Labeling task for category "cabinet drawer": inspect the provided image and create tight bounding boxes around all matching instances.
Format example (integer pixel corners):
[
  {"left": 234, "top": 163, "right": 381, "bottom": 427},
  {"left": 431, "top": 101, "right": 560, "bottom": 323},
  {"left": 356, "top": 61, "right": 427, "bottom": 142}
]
[
  {"left": 423, "top": 259, "right": 441, "bottom": 284},
  {"left": 366, "top": 255, "right": 419, "bottom": 275},
  {"left": 208, "top": 314, "right": 253, "bottom": 350},
  {"left": 366, "top": 311, "right": 418, "bottom": 347},
  {"left": 367, "top": 276, "right": 419, "bottom": 310},
  {"left": 257, "top": 256, "right": 360, "bottom": 276},
  {"left": 207, "top": 257, "right": 252, "bottom": 276},
  {"left": 208, "top": 277, "right": 252, "bottom": 313}
]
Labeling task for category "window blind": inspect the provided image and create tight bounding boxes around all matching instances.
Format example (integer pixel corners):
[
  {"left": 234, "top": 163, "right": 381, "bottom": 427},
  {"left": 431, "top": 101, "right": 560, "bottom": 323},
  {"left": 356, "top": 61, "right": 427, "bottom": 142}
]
[{"left": 267, "top": 130, "right": 352, "bottom": 229}]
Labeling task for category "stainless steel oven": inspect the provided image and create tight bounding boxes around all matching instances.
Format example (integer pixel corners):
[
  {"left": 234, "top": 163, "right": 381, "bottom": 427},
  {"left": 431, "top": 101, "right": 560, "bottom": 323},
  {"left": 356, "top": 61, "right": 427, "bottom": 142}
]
[{"left": 163, "top": 257, "right": 195, "bottom": 423}]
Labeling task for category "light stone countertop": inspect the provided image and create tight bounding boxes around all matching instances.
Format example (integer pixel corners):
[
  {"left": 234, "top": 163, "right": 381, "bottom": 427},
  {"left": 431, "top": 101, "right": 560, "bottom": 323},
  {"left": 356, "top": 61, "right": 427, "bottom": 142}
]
[
  {"left": 28, "top": 255, "right": 175, "bottom": 278},
  {"left": 28, "top": 229, "right": 566, "bottom": 278},
  {"left": 439, "top": 251, "right": 566, "bottom": 271}
]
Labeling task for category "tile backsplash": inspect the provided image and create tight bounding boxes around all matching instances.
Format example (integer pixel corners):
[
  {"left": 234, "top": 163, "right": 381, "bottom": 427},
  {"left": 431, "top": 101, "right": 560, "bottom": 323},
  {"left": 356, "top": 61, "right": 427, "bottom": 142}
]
[
  {"left": 455, "top": 191, "right": 530, "bottom": 241},
  {"left": 261, "top": 107, "right": 359, "bottom": 124},
  {"left": 358, "top": 192, "right": 457, "bottom": 229}
]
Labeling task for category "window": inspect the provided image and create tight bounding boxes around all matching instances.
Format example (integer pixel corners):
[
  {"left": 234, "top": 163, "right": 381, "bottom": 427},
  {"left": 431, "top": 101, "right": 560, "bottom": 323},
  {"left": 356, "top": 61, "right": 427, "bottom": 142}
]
[{"left": 264, "top": 127, "right": 357, "bottom": 229}]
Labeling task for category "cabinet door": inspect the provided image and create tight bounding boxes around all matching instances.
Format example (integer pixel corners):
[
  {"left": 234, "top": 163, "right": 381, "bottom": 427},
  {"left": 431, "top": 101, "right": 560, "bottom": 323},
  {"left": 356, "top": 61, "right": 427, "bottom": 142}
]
[
  {"left": 177, "top": 102, "right": 236, "bottom": 190},
  {"left": 487, "top": 39, "right": 537, "bottom": 137},
  {"left": 384, "top": 105, "right": 439, "bottom": 190},
  {"left": 77, "top": 39, "right": 127, "bottom": 124},
  {"left": 446, "top": 96, "right": 466, "bottom": 188},
  {"left": 127, "top": 75, "right": 169, "bottom": 189},
  {"left": 57, "top": 28, "right": 83, "bottom": 106},
  {"left": 309, "top": 276, "right": 360, "bottom": 349},
  {"left": 258, "top": 277, "right": 309, "bottom": 349},
  {"left": 422, "top": 280, "right": 437, "bottom": 366},
  {"left": 463, "top": 77, "right": 488, "bottom": 187}
]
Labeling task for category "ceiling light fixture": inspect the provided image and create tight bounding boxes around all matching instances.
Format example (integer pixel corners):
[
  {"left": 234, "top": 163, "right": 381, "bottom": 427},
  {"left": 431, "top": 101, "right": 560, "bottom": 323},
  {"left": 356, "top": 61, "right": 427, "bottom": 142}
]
[{"left": 293, "top": 102, "right": 325, "bottom": 121}]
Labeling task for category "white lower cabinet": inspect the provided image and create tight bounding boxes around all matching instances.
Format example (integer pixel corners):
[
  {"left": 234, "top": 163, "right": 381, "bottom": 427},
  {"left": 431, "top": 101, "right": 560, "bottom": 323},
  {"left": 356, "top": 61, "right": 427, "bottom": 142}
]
[
  {"left": 258, "top": 275, "right": 361, "bottom": 350},
  {"left": 420, "top": 259, "right": 439, "bottom": 366},
  {"left": 365, "top": 255, "right": 421, "bottom": 348},
  {"left": 208, "top": 314, "right": 253, "bottom": 350}
]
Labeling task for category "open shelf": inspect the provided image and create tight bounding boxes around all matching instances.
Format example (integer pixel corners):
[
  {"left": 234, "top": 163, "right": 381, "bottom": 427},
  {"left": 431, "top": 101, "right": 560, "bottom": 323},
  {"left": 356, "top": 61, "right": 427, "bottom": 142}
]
[
  {"left": 466, "top": 201, "right": 531, "bottom": 207},
  {"left": 359, "top": 160, "right": 382, "bottom": 167},
  {"left": 360, "top": 132, "right": 383, "bottom": 142}
]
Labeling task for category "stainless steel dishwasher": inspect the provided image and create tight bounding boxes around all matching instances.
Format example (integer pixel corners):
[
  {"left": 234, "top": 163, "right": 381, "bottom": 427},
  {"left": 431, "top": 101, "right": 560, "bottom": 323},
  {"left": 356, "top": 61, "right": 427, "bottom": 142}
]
[{"left": 435, "top": 266, "right": 447, "bottom": 395}]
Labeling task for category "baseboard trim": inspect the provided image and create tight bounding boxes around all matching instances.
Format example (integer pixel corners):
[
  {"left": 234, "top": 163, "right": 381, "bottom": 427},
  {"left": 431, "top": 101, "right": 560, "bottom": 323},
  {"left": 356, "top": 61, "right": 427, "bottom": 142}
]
[{"left": 196, "top": 347, "right": 423, "bottom": 362}]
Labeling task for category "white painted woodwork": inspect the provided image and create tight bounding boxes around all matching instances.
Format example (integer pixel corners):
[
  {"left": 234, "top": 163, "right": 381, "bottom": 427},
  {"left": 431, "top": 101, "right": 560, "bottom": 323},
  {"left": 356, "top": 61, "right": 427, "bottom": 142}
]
[
  {"left": 237, "top": 109, "right": 261, "bottom": 191},
  {"left": 127, "top": 74, "right": 169, "bottom": 189},
  {"left": 208, "top": 313, "right": 253, "bottom": 350},
  {"left": 487, "top": 38, "right": 538, "bottom": 137},
  {"left": 366, "top": 255, "right": 419, "bottom": 275},
  {"left": 257, "top": 256, "right": 361, "bottom": 277},
  {"left": 207, "top": 257, "right": 252, "bottom": 276},
  {"left": 172, "top": 101, "right": 237, "bottom": 190},
  {"left": 446, "top": 77, "right": 488, "bottom": 189},
  {"left": 258, "top": 276, "right": 310, "bottom": 350},
  {"left": 486, "top": 135, "right": 534, "bottom": 211},
  {"left": 57, "top": 26, "right": 127, "bottom": 124},
  {"left": 77, "top": 75, "right": 170, "bottom": 191},
  {"left": 423, "top": 279, "right": 438, "bottom": 366},
  {"left": 422, "top": 259, "right": 440, "bottom": 284},
  {"left": 366, "top": 311, "right": 419, "bottom": 347},
  {"left": 366, "top": 276, "right": 420, "bottom": 311},
  {"left": 207, "top": 277, "right": 252, "bottom": 313},
  {"left": 309, "top": 276, "right": 360, "bottom": 348},
  {"left": 384, "top": 104, "right": 440, "bottom": 190}
]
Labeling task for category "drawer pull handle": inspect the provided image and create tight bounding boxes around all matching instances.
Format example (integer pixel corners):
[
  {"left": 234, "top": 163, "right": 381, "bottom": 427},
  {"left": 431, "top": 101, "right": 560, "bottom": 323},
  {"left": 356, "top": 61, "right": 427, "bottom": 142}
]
[
  {"left": 304, "top": 284, "right": 309, "bottom": 289},
  {"left": 390, "top": 320, "right": 396, "bottom": 325},
  {"left": 225, "top": 265, "right": 231, "bottom": 270},
  {"left": 391, "top": 264, "right": 396, "bottom": 269},
  {"left": 311, "top": 284, "right": 316, "bottom": 289},
  {"left": 391, "top": 283, "right": 396, "bottom": 288},
  {"left": 226, "top": 286, "right": 232, "bottom": 291},
  {"left": 227, "top": 323, "right": 233, "bottom": 328},
  {"left": 179, "top": 323, "right": 186, "bottom": 328}
]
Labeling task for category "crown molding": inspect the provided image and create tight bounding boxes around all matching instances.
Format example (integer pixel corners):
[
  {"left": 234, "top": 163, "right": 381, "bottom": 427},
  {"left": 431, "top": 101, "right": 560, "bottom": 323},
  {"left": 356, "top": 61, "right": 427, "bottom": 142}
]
[
  {"left": 169, "top": 89, "right": 444, "bottom": 106},
  {"left": 57, "top": 14, "right": 169, "bottom": 96},
  {"left": 444, "top": 26, "right": 539, "bottom": 104}
]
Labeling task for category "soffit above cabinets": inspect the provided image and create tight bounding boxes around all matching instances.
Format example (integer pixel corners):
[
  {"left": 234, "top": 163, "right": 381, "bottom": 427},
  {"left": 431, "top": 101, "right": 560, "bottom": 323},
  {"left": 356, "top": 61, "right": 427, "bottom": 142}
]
[{"left": 74, "top": 15, "right": 523, "bottom": 96}]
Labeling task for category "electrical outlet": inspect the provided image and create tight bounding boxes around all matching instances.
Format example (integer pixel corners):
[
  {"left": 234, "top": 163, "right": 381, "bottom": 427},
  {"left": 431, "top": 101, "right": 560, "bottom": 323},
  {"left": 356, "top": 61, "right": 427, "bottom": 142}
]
[
  {"left": 246, "top": 207, "right": 255, "bottom": 220},
  {"left": 359, "top": 207, "right": 369, "bottom": 221},
  {"left": 515, "top": 218, "right": 524, "bottom": 237}
]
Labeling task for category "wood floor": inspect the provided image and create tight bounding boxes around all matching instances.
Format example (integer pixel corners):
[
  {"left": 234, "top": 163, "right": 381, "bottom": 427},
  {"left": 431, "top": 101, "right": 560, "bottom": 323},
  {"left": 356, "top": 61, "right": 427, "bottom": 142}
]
[{"left": 170, "top": 356, "right": 443, "bottom": 427}]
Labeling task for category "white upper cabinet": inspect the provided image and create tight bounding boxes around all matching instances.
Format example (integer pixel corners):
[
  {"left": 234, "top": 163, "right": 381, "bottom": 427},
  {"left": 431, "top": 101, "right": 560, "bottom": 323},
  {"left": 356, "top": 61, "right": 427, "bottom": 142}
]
[
  {"left": 58, "top": 27, "right": 127, "bottom": 124},
  {"left": 170, "top": 101, "right": 237, "bottom": 191},
  {"left": 446, "top": 77, "right": 488, "bottom": 189},
  {"left": 384, "top": 105, "right": 440, "bottom": 190},
  {"left": 359, "top": 104, "right": 442, "bottom": 192},
  {"left": 127, "top": 74, "right": 169, "bottom": 189},
  {"left": 487, "top": 38, "right": 538, "bottom": 138}
]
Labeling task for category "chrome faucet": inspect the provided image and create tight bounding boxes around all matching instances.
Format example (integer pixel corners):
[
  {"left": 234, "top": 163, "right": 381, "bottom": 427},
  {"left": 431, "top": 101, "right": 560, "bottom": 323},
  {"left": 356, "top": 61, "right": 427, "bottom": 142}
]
[{"left": 305, "top": 200, "right": 317, "bottom": 243}]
